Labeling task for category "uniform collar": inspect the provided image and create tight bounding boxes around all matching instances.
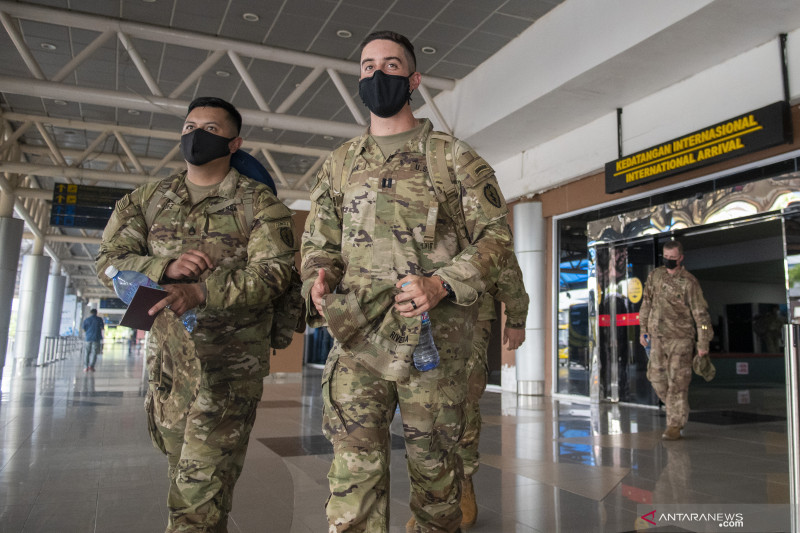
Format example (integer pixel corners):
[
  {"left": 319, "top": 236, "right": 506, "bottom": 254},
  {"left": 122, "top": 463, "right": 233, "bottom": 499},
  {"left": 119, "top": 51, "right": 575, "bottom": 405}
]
[
  {"left": 174, "top": 167, "right": 241, "bottom": 202},
  {"left": 356, "top": 118, "right": 434, "bottom": 158}
]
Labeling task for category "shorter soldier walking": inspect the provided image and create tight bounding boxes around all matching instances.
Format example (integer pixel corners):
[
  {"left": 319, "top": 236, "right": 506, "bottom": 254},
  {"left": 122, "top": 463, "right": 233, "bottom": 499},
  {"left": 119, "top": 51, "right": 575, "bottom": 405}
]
[{"left": 639, "top": 240, "right": 713, "bottom": 440}]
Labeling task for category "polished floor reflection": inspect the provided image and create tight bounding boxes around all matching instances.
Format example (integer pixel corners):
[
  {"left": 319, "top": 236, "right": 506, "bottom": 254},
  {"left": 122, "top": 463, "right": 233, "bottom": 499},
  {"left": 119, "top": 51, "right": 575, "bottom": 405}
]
[{"left": 0, "top": 342, "right": 791, "bottom": 532}]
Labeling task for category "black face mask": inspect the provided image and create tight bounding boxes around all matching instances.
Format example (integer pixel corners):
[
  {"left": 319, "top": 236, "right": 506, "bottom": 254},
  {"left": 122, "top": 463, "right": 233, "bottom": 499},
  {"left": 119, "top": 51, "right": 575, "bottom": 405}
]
[
  {"left": 663, "top": 258, "right": 679, "bottom": 269},
  {"left": 180, "top": 128, "right": 235, "bottom": 166},
  {"left": 358, "top": 70, "right": 411, "bottom": 118}
]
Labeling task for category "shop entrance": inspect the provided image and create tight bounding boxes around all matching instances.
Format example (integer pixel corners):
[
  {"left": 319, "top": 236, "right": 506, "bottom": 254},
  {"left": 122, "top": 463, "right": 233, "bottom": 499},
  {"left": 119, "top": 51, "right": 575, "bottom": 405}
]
[{"left": 590, "top": 218, "right": 787, "bottom": 416}]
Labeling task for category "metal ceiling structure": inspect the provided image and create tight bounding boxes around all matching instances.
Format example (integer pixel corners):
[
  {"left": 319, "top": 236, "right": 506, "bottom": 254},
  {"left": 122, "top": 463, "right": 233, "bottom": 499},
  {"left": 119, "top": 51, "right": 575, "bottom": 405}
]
[{"left": 0, "top": 0, "right": 555, "bottom": 298}]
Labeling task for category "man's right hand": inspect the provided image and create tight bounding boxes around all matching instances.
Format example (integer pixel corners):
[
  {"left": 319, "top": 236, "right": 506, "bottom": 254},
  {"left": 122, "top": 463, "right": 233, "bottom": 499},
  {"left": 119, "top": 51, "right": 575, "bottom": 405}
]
[
  {"left": 310, "top": 268, "right": 330, "bottom": 316},
  {"left": 164, "top": 250, "right": 214, "bottom": 280},
  {"left": 639, "top": 333, "right": 649, "bottom": 348}
]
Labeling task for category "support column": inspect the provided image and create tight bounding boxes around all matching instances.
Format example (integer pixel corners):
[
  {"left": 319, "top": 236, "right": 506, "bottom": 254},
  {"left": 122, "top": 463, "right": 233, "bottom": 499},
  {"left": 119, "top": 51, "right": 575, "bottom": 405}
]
[
  {"left": 39, "top": 262, "right": 66, "bottom": 365},
  {"left": 0, "top": 216, "right": 24, "bottom": 380},
  {"left": 512, "top": 202, "right": 545, "bottom": 396},
  {"left": 14, "top": 253, "right": 51, "bottom": 365}
]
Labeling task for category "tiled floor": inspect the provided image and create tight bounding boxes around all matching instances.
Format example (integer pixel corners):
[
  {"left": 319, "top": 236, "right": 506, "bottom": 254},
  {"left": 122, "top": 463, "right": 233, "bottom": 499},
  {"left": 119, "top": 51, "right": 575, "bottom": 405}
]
[{"left": 0, "top": 342, "right": 793, "bottom": 532}]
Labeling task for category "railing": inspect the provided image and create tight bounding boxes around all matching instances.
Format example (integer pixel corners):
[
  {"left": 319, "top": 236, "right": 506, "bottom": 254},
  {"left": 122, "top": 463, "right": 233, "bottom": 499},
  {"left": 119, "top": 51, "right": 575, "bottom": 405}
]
[{"left": 39, "top": 335, "right": 81, "bottom": 365}]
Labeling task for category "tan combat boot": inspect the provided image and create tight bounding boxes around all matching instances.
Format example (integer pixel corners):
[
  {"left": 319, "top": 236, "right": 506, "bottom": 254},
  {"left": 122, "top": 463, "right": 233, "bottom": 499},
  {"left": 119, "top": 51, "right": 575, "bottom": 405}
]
[
  {"left": 460, "top": 476, "right": 477, "bottom": 528},
  {"left": 662, "top": 426, "right": 681, "bottom": 440},
  {"left": 406, "top": 516, "right": 416, "bottom": 533}
]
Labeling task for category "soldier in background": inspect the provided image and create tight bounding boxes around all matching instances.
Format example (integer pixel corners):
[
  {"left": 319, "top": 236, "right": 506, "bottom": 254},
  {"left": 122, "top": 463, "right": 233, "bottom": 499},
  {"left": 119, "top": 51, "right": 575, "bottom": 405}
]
[
  {"left": 301, "top": 30, "right": 513, "bottom": 532},
  {"left": 97, "top": 97, "right": 296, "bottom": 532},
  {"left": 454, "top": 257, "right": 528, "bottom": 528},
  {"left": 638, "top": 240, "right": 713, "bottom": 440}
]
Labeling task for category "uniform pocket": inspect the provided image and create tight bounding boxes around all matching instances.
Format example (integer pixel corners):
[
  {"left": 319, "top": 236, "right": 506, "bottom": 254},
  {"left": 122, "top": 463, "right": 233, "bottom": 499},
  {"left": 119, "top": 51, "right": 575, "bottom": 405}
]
[{"left": 145, "top": 391, "right": 167, "bottom": 454}]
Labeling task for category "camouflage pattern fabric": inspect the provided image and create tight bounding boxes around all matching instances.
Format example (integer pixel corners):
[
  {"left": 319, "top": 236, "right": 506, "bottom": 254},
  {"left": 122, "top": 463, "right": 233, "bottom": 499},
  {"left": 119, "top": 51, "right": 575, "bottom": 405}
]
[
  {"left": 150, "top": 379, "right": 263, "bottom": 532},
  {"left": 639, "top": 266, "right": 713, "bottom": 428},
  {"left": 638, "top": 266, "right": 713, "bottom": 352},
  {"left": 302, "top": 119, "right": 513, "bottom": 532},
  {"left": 97, "top": 168, "right": 296, "bottom": 532},
  {"left": 647, "top": 335, "right": 694, "bottom": 427},
  {"left": 457, "top": 320, "right": 491, "bottom": 479},
  {"left": 321, "top": 350, "right": 466, "bottom": 533},
  {"left": 301, "top": 118, "right": 513, "bottom": 381},
  {"left": 460, "top": 253, "right": 528, "bottom": 478}
]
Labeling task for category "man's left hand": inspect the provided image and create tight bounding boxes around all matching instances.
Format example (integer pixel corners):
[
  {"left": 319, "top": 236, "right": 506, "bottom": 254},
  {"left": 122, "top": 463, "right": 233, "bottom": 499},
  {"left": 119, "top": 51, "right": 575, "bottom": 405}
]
[
  {"left": 697, "top": 349, "right": 709, "bottom": 357},
  {"left": 504, "top": 328, "right": 526, "bottom": 350},
  {"left": 148, "top": 283, "right": 205, "bottom": 317},
  {"left": 394, "top": 275, "right": 447, "bottom": 317}
]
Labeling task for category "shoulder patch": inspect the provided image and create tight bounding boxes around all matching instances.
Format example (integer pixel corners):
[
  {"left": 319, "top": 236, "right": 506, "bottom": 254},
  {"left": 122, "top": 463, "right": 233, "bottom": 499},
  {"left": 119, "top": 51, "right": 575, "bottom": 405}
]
[
  {"left": 484, "top": 183, "right": 502, "bottom": 208},
  {"left": 279, "top": 226, "right": 295, "bottom": 248}
]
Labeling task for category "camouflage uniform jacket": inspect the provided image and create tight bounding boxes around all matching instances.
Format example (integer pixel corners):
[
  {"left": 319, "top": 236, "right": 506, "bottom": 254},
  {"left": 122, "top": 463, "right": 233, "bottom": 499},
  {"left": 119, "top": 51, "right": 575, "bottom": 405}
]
[
  {"left": 639, "top": 266, "right": 713, "bottom": 352},
  {"left": 477, "top": 250, "right": 529, "bottom": 328},
  {"left": 301, "top": 119, "right": 513, "bottom": 380},
  {"left": 97, "top": 168, "right": 297, "bottom": 389}
]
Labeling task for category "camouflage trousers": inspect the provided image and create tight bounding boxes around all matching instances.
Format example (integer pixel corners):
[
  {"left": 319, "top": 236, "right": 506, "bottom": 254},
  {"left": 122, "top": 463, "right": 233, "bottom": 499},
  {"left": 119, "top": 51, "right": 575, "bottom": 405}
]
[
  {"left": 322, "top": 349, "right": 466, "bottom": 533},
  {"left": 646, "top": 335, "right": 694, "bottom": 428},
  {"left": 456, "top": 320, "right": 491, "bottom": 479},
  {"left": 146, "top": 378, "right": 263, "bottom": 533}
]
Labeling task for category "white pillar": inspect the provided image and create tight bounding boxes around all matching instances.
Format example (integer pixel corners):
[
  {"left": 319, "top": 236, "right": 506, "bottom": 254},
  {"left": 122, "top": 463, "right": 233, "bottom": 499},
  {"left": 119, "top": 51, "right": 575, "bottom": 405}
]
[
  {"left": 512, "top": 201, "right": 545, "bottom": 396},
  {"left": 14, "top": 254, "right": 51, "bottom": 365},
  {"left": 39, "top": 270, "right": 66, "bottom": 364},
  {"left": 0, "top": 216, "right": 24, "bottom": 378}
]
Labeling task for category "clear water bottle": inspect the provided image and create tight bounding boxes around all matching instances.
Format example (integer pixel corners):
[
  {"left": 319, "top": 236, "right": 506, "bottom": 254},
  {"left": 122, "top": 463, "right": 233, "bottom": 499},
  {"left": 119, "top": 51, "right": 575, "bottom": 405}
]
[
  {"left": 413, "top": 311, "right": 440, "bottom": 371},
  {"left": 644, "top": 334, "right": 651, "bottom": 358},
  {"left": 104, "top": 265, "right": 197, "bottom": 332}
]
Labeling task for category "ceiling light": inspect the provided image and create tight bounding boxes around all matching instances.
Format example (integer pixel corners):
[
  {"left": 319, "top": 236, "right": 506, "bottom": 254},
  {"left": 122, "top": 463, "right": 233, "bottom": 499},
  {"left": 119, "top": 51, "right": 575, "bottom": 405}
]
[
  {"left": 40, "top": 42, "right": 56, "bottom": 51},
  {"left": 336, "top": 30, "right": 352, "bottom": 39},
  {"left": 215, "top": 70, "right": 230, "bottom": 78},
  {"left": 142, "top": 0, "right": 156, "bottom": 3},
  {"left": 127, "top": 109, "right": 140, "bottom": 115},
  {"left": 242, "top": 13, "right": 259, "bottom": 22},
  {"left": 63, "top": 130, "right": 77, "bottom": 136},
  {"left": 53, "top": 100, "right": 67, "bottom": 106},
  {"left": 421, "top": 46, "right": 436, "bottom": 55},
  {"left": 261, "top": 127, "right": 273, "bottom": 132},
  {"left": 323, "top": 135, "right": 334, "bottom": 141}
]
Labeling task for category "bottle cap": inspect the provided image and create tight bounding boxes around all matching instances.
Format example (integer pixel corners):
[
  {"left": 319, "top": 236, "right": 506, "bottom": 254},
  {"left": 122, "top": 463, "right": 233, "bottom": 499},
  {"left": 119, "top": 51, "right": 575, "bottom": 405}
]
[{"left": 104, "top": 265, "right": 119, "bottom": 278}]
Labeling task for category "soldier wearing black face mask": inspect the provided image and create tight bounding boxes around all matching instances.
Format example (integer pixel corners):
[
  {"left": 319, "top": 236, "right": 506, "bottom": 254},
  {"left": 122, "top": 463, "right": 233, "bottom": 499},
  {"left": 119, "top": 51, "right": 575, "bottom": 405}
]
[
  {"left": 302, "top": 30, "right": 516, "bottom": 533},
  {"left": 98, "top": 96, "right": 297, "bottom": 532},
  {"left": 638, "top": 240, "right": 713, "bottom": 441}
]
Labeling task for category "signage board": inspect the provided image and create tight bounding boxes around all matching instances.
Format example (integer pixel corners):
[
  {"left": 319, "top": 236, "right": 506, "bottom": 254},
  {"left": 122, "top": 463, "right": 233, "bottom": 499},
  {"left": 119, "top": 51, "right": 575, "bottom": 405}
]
[
  {"left": 605, "top": 101, "right": 792, "bottom": 194},
  {"left": 50, "top": 184, "right": 130, "bottom": 229}
]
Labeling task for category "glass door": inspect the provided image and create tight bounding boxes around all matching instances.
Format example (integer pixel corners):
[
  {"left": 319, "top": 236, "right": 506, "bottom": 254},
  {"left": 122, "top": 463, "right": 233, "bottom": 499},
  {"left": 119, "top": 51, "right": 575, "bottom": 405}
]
[{"left": 593, "top": 240, "right": 659, "bottom": 405}]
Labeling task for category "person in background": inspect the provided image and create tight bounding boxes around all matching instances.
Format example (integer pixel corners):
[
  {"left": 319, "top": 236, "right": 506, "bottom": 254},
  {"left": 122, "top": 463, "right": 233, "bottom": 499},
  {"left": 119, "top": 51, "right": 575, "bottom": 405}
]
[
  {"left": 452, "top": 255, "right": 528, "bottom": 528},
  {"left": 639, "top": 240, "right": 713, "bottom": 440},
  {"left": 81, "top": 308, "right": 104, "bottom": 372}
]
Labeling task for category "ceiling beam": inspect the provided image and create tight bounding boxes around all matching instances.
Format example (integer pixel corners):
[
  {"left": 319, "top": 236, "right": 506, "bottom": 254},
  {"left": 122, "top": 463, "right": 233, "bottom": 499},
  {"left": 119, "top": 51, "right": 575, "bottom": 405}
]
[
  {"left": 0, "top": 76, "right": 364, "bottom": 139},
  {"left": 0, "top": 1, "right": 455, "bottom": 92},
  {"left": 1, "top": 162, "right": 312, "bottom": 200},
  {"left": 1, "top": 112, "right": 334, "bottom": 158}
]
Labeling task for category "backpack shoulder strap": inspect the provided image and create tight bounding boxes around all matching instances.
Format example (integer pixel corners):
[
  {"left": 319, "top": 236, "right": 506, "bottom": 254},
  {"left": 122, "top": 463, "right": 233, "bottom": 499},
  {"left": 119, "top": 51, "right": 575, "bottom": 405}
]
[
  {"left": 425, "top": 131, "right": 471, "bottom": 249},
  {"left": 144, "top": 176, "right": 182, "bottom": 229},
  {"left": 328, "top": 136, "right": 364, "bottom": 218}
]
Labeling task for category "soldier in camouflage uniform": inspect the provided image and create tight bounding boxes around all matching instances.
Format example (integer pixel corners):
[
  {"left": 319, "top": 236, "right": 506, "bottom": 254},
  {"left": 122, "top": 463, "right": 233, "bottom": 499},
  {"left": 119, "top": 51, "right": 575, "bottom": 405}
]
[
  {"left": 454, "top": 255, "right": 528, "bottom": 528},
  {"left": 301, "top": 31, "right": 513, "bottom": 533},
  {"left": 97, "top": 97, "right": 297, "bottom": 532},
  {"left": 638, "top": 240, "right": 713, "bottom": 441}
]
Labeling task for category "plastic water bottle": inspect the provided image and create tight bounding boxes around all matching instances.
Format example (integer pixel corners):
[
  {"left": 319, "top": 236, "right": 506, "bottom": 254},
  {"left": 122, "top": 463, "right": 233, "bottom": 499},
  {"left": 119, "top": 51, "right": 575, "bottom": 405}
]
[
  {"left": 413, "top": 311, "right": 440, "bottom": 371},
  {"left": 104, "top": 265, "right": 197, "bottom": 332},
  {"left": 644, "top": 334, "right": 651, "bottom": 358}
]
